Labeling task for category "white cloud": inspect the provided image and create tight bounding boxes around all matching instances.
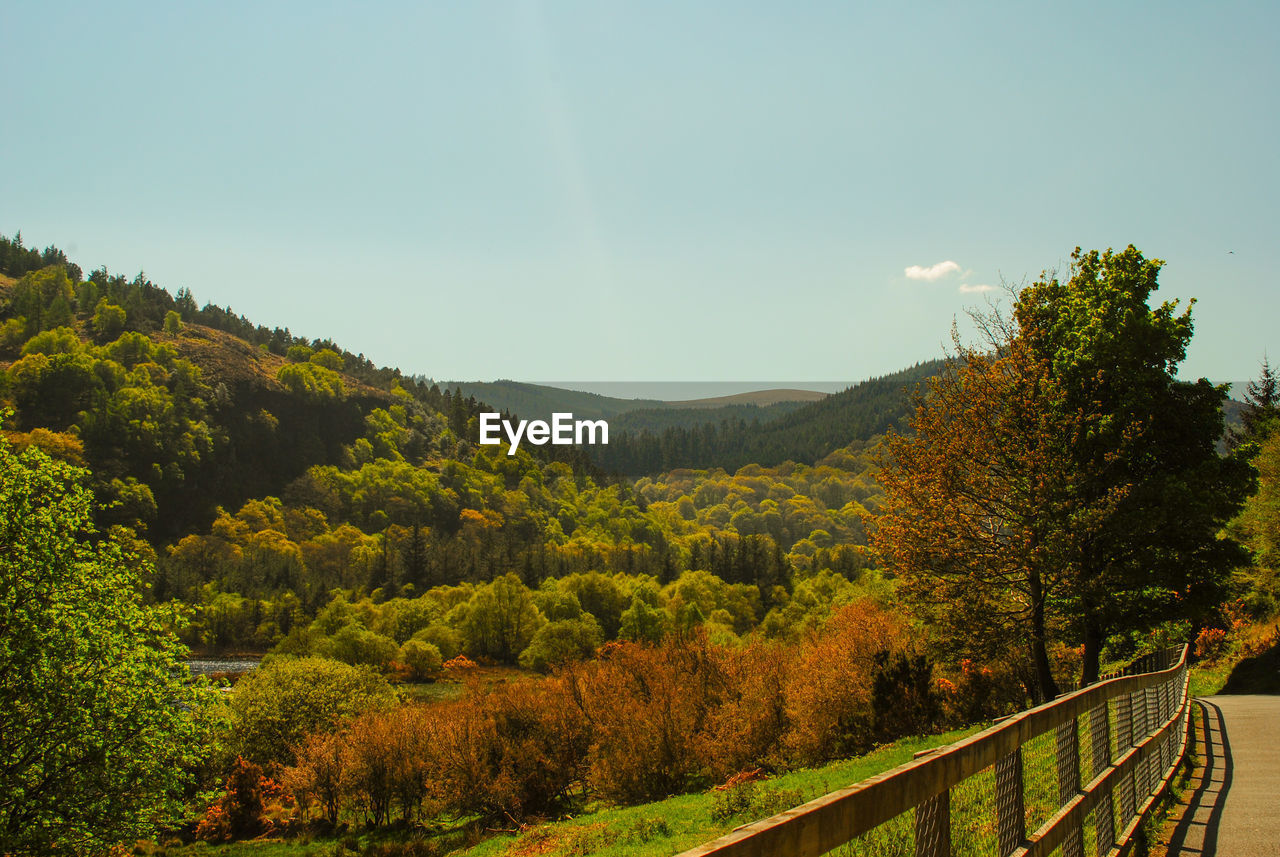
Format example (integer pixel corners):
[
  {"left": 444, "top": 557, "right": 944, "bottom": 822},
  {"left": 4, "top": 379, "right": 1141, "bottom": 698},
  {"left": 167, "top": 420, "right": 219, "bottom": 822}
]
[
  {"left": 958, "top": 283, "right": 994, "bottom": 293},
  {"left": 904, "top": 260, "right": 961, "bottom": 281}
]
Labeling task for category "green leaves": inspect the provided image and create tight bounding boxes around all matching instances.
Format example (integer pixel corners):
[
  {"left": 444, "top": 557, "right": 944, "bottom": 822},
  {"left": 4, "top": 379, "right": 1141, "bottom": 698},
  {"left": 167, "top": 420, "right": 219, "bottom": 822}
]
[{"left": 0, "top": 423, "right": 214, "bottom": 855}]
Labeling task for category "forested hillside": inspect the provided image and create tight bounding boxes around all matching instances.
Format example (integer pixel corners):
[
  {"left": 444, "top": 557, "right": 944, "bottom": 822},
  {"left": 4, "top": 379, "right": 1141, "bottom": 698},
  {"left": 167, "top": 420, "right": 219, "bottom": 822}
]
[
  {"left": 7, "top": 230, "right": 1275, "bottom": 857},
  {"left": 0, "top": 232, "right": 901, "bottom": 657},
  {"left": 594, "top": 361, "right": 946, "bottom": 474},
  {"left": 441, "top": 378, "right": 814, "bottom": 439}
]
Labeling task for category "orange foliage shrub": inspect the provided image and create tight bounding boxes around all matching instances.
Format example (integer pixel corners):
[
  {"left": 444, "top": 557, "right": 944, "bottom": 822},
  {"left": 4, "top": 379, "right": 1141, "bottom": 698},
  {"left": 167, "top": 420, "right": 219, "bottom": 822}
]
[
  {"left": 196, "top": 756, "right": 290, "bottom": 842},
  {"left": 781, "top": 601, "right": 911, "bottom": 764},
  {"left": 1194, "top": 627, "right": 1229, "bottom": 661},
  {"left": 695, "top": 641, "right": 792, "bottom": 780},
  {"left": 936, "top": 658, "right": 1022, "bottom": 726},
  {"left": 568, "top": 638, "right": 724, "bottom": 804},
  {"left": 282, "top": 730, "right": 346, "bottom": 825},
  {"left": 432, "top": 676, "right": 588, "bottom": 820},
  {"left": 343, "top": 706, "right": 437, "bottom": 826},
  {"left": 443, "top": 654, "right": 476, "bottom": 671}
]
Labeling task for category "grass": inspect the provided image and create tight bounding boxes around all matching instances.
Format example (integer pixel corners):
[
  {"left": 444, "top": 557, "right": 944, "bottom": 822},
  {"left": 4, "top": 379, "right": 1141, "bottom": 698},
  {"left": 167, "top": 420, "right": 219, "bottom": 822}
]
[
  {"left": 150, "top": 726, "right": 982, "bottom": 857},
  {"left": 135, "top": 839, "right": 320, "bottom": 857},
  {"left": 455, "top": 725, "right": 985, "bottom": 857},
  {"left": 1189, "top": 616, "right": 1280, "bottom": 697}
]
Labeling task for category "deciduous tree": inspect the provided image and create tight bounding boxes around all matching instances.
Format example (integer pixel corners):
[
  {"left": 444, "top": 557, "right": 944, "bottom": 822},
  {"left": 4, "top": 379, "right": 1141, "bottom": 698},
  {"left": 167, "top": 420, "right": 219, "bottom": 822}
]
[
  {"left": 873, "top": 246, "right": 1253, "bottom": 695},
  {"left": 0, "top": 419, "right": 212, "bottom": 855}
]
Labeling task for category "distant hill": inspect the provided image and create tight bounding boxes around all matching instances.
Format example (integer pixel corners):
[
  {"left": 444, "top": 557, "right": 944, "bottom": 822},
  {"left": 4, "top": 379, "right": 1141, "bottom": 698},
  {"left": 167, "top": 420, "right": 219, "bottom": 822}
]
[
  {"left": 434, "top": 381, "right": 829, "bottom": 417},
  {"left": 429, "top": 379, "right": 665, "bottom": 420},
  {"left": 434, "top": 380, "right": 827, "bottom": 435},
  {"left": 593, "top": 361, "right": 947, "bottom": 475},
  {"left": 666, "top": 388, "right": 828, "bottom": 408}
]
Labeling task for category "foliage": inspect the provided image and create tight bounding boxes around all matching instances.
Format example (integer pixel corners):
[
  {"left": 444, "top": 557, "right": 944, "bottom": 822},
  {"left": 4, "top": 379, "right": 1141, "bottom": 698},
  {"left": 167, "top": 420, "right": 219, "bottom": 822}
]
[
  {"left": 518, "top": 615, "right": 603, "bottom": 672},
  {"left": 592, "top": 362, "right": 943, "bottom": 474},
  {"left": 1228, "top": 356, "right": 1279, "bottom": 449},
  {"left": 195, "top": 757, "right": 279, "bottom": 842},
  {"left": 228, "top": 656, "right": 396, "bottom": 767},
  {"left": 873, "top": 247, "right": 1253, "bottom": 694},
  {"left": 0, "top": 422, "right": 211, "bottom": 855},
  {"left": 1230, "top": 430, "right": 1280, "bottom": 615}
]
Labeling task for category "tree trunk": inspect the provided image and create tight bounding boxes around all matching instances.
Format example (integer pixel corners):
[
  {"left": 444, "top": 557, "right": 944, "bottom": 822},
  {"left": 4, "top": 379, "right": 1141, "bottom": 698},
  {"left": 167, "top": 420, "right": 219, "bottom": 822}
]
[
  {"left": 1030, "top": 572, "right": 1059, "bottom": 702},
  {"left": 1080, "top": 615, "right": 1103, "bottom": 687}
]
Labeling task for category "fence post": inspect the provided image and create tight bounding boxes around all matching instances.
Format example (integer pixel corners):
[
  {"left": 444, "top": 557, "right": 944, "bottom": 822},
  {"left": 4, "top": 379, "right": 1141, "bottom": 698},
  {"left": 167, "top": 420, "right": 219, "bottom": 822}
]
[
  {"left": 1152, "top": 690, "right": 1162, "bottom": 798},
  {"left": 1117, "top": 691, "right": 1135, "bottom": 824},
  {"left": 1055, "top": 717, "right": 1084, "bottom": 857},
  {"left": 995, "top": 747, "right": 1024, "bottom": 856},
  {"left": 1091, "top": 703, "right": 1115, "bottom": 855},
  {"left": 915, "top": 789, "right": 950, "bottom": 857}
]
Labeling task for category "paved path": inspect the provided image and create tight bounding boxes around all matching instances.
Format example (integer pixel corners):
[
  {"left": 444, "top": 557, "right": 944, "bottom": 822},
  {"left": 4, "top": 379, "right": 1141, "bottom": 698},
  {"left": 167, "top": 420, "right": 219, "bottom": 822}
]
[{"left": 1162, "top": 695, "right": 1280, "bottom": 856}]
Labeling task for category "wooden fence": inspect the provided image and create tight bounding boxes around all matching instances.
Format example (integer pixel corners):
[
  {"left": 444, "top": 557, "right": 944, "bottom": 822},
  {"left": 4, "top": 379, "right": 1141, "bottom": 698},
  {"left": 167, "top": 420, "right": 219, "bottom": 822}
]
[{"left": 677, "top": 645, "right": 1190, "bottom": 857}]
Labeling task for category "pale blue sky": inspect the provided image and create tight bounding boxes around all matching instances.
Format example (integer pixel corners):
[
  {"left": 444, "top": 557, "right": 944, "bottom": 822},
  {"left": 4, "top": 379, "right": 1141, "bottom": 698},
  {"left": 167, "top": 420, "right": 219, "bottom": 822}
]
[{"left": 2, "top": 2, "right": 1276, "bottom": 384}]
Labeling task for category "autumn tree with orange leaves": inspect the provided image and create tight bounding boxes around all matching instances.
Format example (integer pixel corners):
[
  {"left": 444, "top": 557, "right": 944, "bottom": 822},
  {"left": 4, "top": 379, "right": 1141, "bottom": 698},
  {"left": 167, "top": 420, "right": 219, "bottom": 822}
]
[{"left": 873, "top": 246, "right": 1253, "bottom": 700}]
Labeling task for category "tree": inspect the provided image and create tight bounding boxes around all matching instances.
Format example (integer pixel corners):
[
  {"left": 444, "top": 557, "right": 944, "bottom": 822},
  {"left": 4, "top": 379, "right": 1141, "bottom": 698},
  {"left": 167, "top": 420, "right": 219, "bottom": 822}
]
[
  {"left": 0, "top": 419, "right": 212, "bottom": 855},
  {"left": 458, "top": 574, "right": 546, "bottom": 663},
  {"left": 91, "top": 298, "right": 126, "bottom": 341},
  {"left": 229, "top": 656, "right": 396, "bottom": 766},
  {"left": 1228, "top": 356, "right": 1279, "bottom": 449},
  {"left": 873, "top": 246, "right": 1253, "bottom": 696}
]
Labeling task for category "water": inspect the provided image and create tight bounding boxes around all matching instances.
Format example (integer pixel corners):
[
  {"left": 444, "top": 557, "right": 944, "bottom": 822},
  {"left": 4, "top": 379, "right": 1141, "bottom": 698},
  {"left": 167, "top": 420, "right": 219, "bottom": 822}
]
[{"left": 186, "top": 657, "right": 261, "bottom": 676}]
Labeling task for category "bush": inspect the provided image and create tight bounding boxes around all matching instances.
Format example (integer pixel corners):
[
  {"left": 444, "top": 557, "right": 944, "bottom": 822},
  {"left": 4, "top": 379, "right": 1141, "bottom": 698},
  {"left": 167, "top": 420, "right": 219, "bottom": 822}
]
[
  {"left": 696, "top": 641, "right": 791, "bottom": 779},
  {"left": 342, "top": 707, "right": 436, "bottom": 826},
  {"left": 782, "top": 601, "right": 909, "bottom": 764},
  {"left": 195, "top": 756, "right": 278, "bottom": 842},
  {"left": 412, "top": 624, "right": 463, "bottom": 660},
  {"left": 518, "top": 615, "right": 603, "bottom": 672},
  {"left": 433, "top": 677, "right": 588, "bottom": 820},
  {"left": 398, "top": 638, "right": 443, "bottom": 680},
  {"left": 870, "top": 651, "right": 940, "bottom": 743},
  {"left": 319, "top": 623, "right": 400, "bottom": 670},
  {"left": 230, "top": 656, "right": 396, "bottom": 766},
  {"left": 571, "top": 639, "right": 723, "bottom": 804}
]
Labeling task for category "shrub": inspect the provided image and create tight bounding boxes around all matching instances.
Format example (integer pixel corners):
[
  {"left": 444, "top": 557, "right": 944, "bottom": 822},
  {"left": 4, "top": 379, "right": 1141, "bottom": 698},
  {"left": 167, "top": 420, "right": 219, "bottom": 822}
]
[
  {"left": 696, "top": 641, "right": 791, "bottom": 779},
  {"left": 282, "top": 730, "right": 346, "bottom": 825},
  {"left": 870, "top": 651, "right": 940, "bottom": 743},
  {"left": 195, "top": 757, "right": 271, "bottom": 842},
  {"left": 433, "top": 677, "right": 588, "bottom": 820},
  {"left": 570, "top": 639, "right": 724, "bottom": 804},
  {"left": 518, "top": 615, "right": 603, "bottom": 672},
  {"left": 319, "top": 623, "right": 400, "bottom": 670},
  {"left": 782, "top": 601, "right": 908, "bottom": 764},
  {"left": 398, "top": 639, "right": 443, "bottom": 680},
  {"left": 230, "top": 656, "right": 396, "bottom": 766},
  {"left": 413, "top": 624, "right": 463, "bottom": 660}
]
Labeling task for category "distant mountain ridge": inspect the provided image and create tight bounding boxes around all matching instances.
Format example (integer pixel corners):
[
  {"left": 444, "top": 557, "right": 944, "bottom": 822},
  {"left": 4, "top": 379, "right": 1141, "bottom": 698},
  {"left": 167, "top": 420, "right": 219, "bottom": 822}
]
[
  {"left": 432, "top": 379, "right": 830, "bottom": 418},
  {"left": 592, "top": 361, "right": 949, "bottom": 475}
]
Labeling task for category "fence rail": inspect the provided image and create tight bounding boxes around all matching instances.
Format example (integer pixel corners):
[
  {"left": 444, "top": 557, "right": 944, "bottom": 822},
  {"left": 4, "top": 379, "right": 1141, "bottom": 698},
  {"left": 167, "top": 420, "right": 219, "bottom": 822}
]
[{"left": 678, "top": 646, "right": 1190, "bottom": 857}]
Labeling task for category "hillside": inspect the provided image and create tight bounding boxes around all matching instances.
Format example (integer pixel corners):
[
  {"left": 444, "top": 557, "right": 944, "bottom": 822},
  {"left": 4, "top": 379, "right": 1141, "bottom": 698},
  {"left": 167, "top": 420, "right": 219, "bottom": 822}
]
[
  {"left": 0, "top": 237, "right": 598, "bottom": 540},
  {"left": 436, "top": 379, "right": 826, "bottom": 421},
  {"left": 435, "top": 379, "right": 666, "bottom": 420},
  {"left": 0, "top": 233, "right": 889, "bottom": 613},
  {"left": 594, "top": 360, "right": 947, "bottom": 475},
  {"left": 666, "top": 388, "right": 829, "bottom": 408}
]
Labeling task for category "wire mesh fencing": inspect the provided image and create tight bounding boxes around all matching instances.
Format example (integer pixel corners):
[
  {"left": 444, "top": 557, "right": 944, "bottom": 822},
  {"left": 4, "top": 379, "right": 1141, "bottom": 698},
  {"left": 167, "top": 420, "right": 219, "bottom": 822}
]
[{"left": 679, "top": 646, "right": 1189, "bottom": 857}]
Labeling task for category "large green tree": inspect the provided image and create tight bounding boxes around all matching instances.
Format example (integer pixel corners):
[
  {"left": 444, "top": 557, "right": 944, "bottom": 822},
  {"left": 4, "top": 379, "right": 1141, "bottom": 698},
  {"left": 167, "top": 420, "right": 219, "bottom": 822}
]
[
  {"left": 0, "top": 421, "right": 211, "bottom": 855},
  {"left": 874, "top": 247, "right": 1253, "bottom": 695}
]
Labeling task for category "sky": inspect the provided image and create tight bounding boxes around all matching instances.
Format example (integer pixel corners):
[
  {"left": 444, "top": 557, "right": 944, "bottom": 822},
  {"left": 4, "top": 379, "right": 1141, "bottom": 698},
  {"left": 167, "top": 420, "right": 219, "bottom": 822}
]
[{"left": 2, "top": 2, "right": 1277, "bottom": 387}]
